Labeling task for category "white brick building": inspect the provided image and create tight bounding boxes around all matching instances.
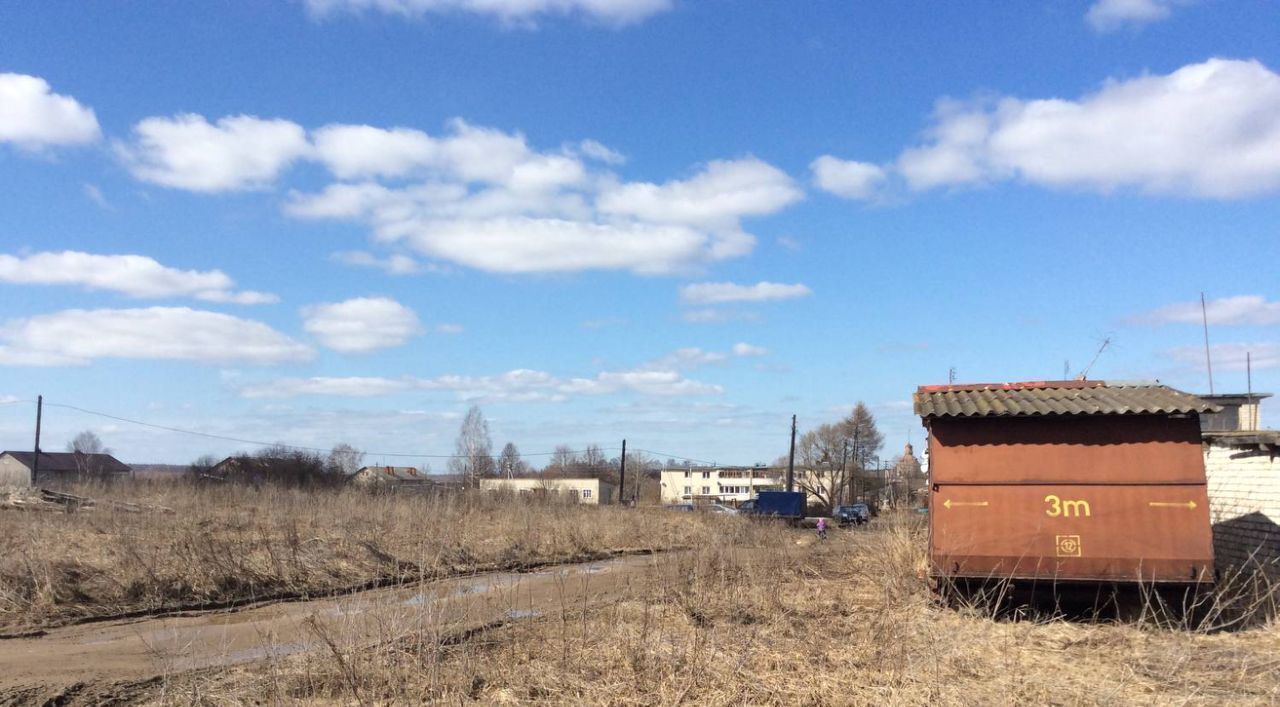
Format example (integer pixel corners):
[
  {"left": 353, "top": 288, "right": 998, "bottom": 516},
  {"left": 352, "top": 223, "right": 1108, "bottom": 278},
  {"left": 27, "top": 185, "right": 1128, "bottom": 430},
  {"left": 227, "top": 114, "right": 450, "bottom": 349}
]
[
  {"left": 480, "top": 477, "right": 616, "bottom": 505},
  {"left": 1203, "top": 431, "right": 1280, "bottom": 576}
]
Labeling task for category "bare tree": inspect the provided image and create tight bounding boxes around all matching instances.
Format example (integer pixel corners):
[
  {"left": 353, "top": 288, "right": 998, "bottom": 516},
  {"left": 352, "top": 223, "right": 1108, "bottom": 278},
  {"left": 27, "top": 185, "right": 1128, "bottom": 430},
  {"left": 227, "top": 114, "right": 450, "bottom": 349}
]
[
  {"left": 190, "top": 454, "right": 219, "bottom": 479},
  {"left": 449, "top": 405, "right": 495, "bottom": 486},
  {"left": 67, "top": 430, "right": 109, "bottom": 455},
  {"left": 793, "top": 423, "right": 850, "bottom": 511},
  {"left": 545, "top": 445, "right": 578, "bottom": 477},
  {"left": 498, "top": 442, "right": 526, "bottom": 478},
  {"left": 582, "top": 444, "right": 609, "bottom": 479},
  {"left": 327, "top": 443, "right": 365, "bottom": 476}
]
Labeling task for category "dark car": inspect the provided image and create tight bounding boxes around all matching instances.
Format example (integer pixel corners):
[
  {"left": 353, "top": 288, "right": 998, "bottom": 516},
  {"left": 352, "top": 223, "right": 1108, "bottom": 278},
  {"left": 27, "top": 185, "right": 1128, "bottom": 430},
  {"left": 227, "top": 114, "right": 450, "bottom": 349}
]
[{"left": 833, "top": 503, "right": 870, "bottom": 526}]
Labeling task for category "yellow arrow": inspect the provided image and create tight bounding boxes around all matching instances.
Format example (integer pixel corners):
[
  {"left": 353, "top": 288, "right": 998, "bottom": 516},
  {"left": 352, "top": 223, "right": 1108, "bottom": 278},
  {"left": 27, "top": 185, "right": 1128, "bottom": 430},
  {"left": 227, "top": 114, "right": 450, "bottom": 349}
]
[
  {"left": 943, "top": 499, "right": 989, "bottom": 509},
  {"left": 1148, "top": 500, "right": 1197, "bottom": 509}
]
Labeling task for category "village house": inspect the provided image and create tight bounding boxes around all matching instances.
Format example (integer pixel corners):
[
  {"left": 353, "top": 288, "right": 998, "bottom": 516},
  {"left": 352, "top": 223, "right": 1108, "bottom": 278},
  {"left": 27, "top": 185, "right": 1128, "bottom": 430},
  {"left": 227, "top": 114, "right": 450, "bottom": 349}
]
[
  {"left": 349, "top": 465, "right": 436, "bottom": 489},
  {"left": 0, "top": 450, "right": 132, "bottom": 487},
  {"left": 480, "top": 477, "right": 616, "bottom": 504}
]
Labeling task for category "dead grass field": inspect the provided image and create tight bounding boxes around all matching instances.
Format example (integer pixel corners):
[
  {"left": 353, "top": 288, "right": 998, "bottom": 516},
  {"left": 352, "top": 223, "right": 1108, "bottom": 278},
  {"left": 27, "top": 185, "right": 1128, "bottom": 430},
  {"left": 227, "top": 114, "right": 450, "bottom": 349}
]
[
  {"left": 0, "top": 481, "right": 720, "bottom": 633},
  {"left": 149, "top": 512, "right": 1280, "bottom": 706},
  {"left": 2, "top": 485, "right": 1278, "bottom": 705}
]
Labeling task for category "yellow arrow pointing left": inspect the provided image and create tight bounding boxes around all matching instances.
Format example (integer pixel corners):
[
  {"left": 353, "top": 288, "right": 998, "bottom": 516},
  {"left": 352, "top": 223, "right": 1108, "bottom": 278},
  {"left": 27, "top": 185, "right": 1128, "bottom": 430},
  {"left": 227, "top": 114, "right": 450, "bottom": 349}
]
[{"left": 943, "top": 499, "right": 989, "bottom": 509}]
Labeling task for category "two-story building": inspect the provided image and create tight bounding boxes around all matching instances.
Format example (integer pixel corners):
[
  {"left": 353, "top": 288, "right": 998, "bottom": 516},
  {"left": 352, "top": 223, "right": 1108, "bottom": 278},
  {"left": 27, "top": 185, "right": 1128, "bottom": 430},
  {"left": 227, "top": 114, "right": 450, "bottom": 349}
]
[{"left": 658, "top": 466, "right": 784, "bottom": 506}]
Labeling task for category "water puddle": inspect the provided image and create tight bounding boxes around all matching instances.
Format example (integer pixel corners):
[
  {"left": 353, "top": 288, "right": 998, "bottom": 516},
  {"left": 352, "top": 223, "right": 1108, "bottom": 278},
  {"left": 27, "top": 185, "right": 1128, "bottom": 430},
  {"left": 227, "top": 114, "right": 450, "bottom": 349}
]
[{"left": 505, "top": 608, "right": 543, "bottom": 620}]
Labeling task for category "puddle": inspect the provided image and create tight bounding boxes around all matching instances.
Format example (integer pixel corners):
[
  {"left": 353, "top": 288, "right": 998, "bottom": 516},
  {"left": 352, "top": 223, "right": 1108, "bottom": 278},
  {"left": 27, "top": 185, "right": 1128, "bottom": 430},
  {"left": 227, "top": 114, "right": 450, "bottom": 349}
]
[{"left": 505, "top": 608, "right": 543, "bottom": 620}]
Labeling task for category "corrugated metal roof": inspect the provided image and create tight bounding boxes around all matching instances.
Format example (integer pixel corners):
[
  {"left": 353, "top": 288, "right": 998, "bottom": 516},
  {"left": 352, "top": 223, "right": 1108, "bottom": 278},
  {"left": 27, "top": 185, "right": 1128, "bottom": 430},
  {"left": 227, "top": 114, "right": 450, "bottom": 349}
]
[{"left": 914, "top": 381, "right": 1221, "bottom": 419}]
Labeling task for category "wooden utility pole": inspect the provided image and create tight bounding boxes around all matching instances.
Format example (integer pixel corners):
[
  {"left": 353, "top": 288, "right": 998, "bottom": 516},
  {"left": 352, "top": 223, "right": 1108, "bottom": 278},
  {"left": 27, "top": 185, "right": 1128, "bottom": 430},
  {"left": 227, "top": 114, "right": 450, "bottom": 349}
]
[
  {"left": 786, "top": 414, "right": 796, "bottom": 492},
  {"left": 840, "top": 440, "right": 849, "bottom": 506},
  {"left": 32, "top": 395, "right": 42, "bottom": 487},
  {"left": 618, "top": 439, "right": 627, "bottom": 505}
]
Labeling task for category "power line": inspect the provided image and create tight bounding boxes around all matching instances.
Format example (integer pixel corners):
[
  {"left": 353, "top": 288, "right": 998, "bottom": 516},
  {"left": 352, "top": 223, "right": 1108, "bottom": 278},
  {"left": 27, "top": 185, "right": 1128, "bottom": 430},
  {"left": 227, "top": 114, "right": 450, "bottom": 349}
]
[
  {"left": 37, "top": 400, "right": 724, "bottom": 461},
  {"left": 631, "top": 448, "right": 719, "bottom": 466}
]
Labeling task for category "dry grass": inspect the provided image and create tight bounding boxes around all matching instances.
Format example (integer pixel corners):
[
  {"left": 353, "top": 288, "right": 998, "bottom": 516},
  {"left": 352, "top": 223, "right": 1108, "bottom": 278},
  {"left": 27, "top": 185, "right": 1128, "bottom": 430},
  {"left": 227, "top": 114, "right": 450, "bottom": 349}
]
[
  {"left": 154, "top": 513, "right": 1280, "bottom": 706},
  {"left": 0, "top": 481, "right": 719, "bottom": 632}
]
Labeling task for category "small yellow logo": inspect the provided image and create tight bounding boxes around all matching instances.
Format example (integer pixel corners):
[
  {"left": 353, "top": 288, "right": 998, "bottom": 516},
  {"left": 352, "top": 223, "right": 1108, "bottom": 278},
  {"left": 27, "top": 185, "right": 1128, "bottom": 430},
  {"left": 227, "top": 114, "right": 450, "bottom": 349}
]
[{"left": 1055, "top": 535, "right": 1082, "bottom": 557}]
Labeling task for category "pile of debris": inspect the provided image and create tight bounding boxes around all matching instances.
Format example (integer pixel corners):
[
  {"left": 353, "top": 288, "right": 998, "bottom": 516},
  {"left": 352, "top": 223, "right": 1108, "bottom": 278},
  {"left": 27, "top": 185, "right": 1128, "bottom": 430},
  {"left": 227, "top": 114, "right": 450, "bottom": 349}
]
[{"left": 1, "top": 487, "right": 173, "bottom": 514}]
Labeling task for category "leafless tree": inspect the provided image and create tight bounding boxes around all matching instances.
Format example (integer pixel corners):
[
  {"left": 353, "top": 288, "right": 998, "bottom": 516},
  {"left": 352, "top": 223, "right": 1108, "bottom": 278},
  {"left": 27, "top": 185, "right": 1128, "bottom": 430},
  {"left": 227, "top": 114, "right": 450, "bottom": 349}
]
[
  {"left": 498, "top": 442, "right": 526, "bottom": 478},
  {"left": 67, "top": 430, "right": 109, "bottom": 455},
  {"left": 327, "top": 443, "right": 364, "bottom": 476},
  {"left": 545, "top": 445, "right": 578, "bottom": 477},
  {"left": 582, "top": 444, "right": 609, "bottom": 479},
  {"left": 449, "top": 405, "right": 495, "bottom": 486}
]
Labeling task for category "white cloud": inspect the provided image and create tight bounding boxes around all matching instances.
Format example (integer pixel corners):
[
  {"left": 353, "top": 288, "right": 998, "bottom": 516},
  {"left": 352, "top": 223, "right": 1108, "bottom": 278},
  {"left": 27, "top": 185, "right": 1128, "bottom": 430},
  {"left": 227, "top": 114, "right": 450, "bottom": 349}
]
[
  {"left": 0, "top": 251, "right": 277, "bottom": 304},
  {"left": 0, "top": 73, "right": 100, "bottom": 149},
  {"left": 127, "top": 114, "right": 798, "bottom": 275},
  {"left": 242, "top": 365, "right": 721, "bottom": 401},
  {"left": 680, "top": 308, "right": 759, "bottom": 324},
  {"left": 1170, "top": 342, "right": 1280, "bottom": 372},
  {"left": 435, "top": 323, "right": 464, "bottom": 334},
  {"left": 390, "top": 217, "right": 731, "bottom": 275},
  {"left": 679, "top": 281, "right": 813, "bottom": 305},
  {"left": 897, "top": 59, "right": 1280, "bottom": 198},
  {"left": 330, "top": 250, "right": 422, "bottom": 275},
  {"left": 810, "top": 155, "right": 886, "bottom": 200},
  {"left": 0, "top": 307, "right": 312, "bottom": 366},
  {"left": 302, "top": 296, "right": 423, "bottom": 353},
  {"left": 240, "top": 376, "right": 420, "bottom": 398},
  {"left": 1086, "top": 0, "right": 1183, "bottom": 32},
  {"left": 645, "top": 347, "right": 729, "bottom": 370},
  {"left": 597, "top": 157, "right": 803, "bottom": 229},
  {"left": 302, "top": 0, "right": 673, "bottom": 26},
  {"left": 83, "top": 184, "right": 111, "bottom": 210},
  {"left": 312, "top": 124, "right": 437, "bottom": 180},
  {"left": 732, "top": 342, "right": 768, "bottom": 357},
  {"left": 117, "top": 114, "right": 311, "bottom": 192},
  {"left": 577, "top": 139, "right": 625, "bottom": 165},
  {"left": 1140, "top": 295, "right": 1280, "bottom": 326},
  {"left": 310, "top": 120, "right": 586, "bottom": 190}
]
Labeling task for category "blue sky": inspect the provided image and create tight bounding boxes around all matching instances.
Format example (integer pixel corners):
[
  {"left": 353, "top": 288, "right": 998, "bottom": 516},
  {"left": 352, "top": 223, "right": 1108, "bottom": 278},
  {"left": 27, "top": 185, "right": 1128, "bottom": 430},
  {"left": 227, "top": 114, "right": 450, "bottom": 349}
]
[{"left": 1, "top": 0, "right": 1278, "bottom": 466}]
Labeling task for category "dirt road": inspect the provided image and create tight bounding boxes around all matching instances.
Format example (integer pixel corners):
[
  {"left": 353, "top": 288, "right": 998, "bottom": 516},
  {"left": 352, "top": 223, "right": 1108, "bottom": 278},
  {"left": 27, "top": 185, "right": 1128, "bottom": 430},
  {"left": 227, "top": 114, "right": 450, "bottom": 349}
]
[{"left": 0, "top": 552, "right": 671, "bottom": 697}]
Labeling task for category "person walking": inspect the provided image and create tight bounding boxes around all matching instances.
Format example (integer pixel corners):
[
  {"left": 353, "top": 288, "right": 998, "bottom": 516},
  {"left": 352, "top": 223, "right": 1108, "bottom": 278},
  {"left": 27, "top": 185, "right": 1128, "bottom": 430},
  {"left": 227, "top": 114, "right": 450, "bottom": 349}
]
[{"left": 816, "top": 517, "right": 828, "bottom": 541}]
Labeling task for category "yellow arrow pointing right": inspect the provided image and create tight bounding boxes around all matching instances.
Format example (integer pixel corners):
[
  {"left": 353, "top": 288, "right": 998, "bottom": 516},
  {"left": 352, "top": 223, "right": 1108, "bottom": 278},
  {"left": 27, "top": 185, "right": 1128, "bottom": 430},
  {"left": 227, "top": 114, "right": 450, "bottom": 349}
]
[{"left": 1148, "top": 500, "right": 1197, "bottom": 510}]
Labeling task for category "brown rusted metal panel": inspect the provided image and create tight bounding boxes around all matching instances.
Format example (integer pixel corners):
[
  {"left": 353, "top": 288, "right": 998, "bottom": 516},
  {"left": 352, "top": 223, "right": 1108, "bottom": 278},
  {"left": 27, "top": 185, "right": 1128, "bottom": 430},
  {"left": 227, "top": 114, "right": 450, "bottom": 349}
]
[
  {"left": 930, "top": 416, "right": 1206, "bottom": 485},
  {"left": 930, "top": 483, "right": 1213, "bottom": 582},
  {"left": 926, "top": 405, "right": 1215, "bottom": 584}
]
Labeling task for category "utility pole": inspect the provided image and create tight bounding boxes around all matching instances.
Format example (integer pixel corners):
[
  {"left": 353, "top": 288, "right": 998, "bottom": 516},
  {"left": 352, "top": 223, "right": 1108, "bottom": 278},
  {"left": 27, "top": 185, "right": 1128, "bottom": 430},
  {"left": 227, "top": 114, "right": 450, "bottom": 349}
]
[
  {"left": 1201, "top": 292, "right": 1215, "bottom": 395},
  {"left": 618, "top": 439, "right": 627, "bottom": 505},
  {"left": 32, "top": 395, "right": 42, "bottom": 487},
  {"left": 786, "top": 414, "right": 797, "bottom": 493},
  {"left": 840, "top": 440, "right": 849, "bottom": 506}
]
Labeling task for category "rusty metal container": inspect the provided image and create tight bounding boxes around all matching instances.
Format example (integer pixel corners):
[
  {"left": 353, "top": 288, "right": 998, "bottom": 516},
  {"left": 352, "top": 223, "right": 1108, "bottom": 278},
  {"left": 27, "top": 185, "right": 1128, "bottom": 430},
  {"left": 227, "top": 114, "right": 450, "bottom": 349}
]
[{"left": 917, "top": 381, "right": 1218, "bottom": 584}]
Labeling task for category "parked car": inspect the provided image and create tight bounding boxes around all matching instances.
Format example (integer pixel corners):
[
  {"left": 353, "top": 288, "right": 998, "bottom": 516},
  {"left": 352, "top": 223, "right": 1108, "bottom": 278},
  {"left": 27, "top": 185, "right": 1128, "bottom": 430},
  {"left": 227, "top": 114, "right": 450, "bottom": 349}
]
[
  {"left": 665, "top": 503, "right": 695, "bottom": 512},
  {"left": 833, "top": 503, "right": 870, "bottom": 527}
]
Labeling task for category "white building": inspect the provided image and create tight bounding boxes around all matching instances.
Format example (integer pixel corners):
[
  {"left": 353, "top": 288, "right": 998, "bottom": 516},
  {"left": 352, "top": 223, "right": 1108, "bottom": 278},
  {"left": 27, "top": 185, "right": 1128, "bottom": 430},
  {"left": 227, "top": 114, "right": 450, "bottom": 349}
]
[
  {"left": 1203, "top": 431, "right": 1280, "bottom": 576},
  {"left": 659, "top": 466, "right": 784, "bottom": 506},
  {"left": 480, "top": 477, "right": 616, "bottom": 505}
]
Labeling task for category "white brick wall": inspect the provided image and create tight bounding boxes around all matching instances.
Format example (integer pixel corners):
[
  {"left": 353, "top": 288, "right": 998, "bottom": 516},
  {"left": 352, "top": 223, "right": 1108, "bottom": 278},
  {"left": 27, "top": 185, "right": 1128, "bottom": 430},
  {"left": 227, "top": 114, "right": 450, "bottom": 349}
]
[{"left": 1204, "top": 442, "right": 1280, "bottom": 575}]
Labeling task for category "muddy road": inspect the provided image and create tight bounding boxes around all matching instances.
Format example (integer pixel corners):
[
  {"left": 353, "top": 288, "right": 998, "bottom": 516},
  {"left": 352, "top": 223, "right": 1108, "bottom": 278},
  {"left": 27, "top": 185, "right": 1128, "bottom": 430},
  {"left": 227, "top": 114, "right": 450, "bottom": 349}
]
[{"left": 0, "top": 552, "right": 674, "bottom": 694}]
